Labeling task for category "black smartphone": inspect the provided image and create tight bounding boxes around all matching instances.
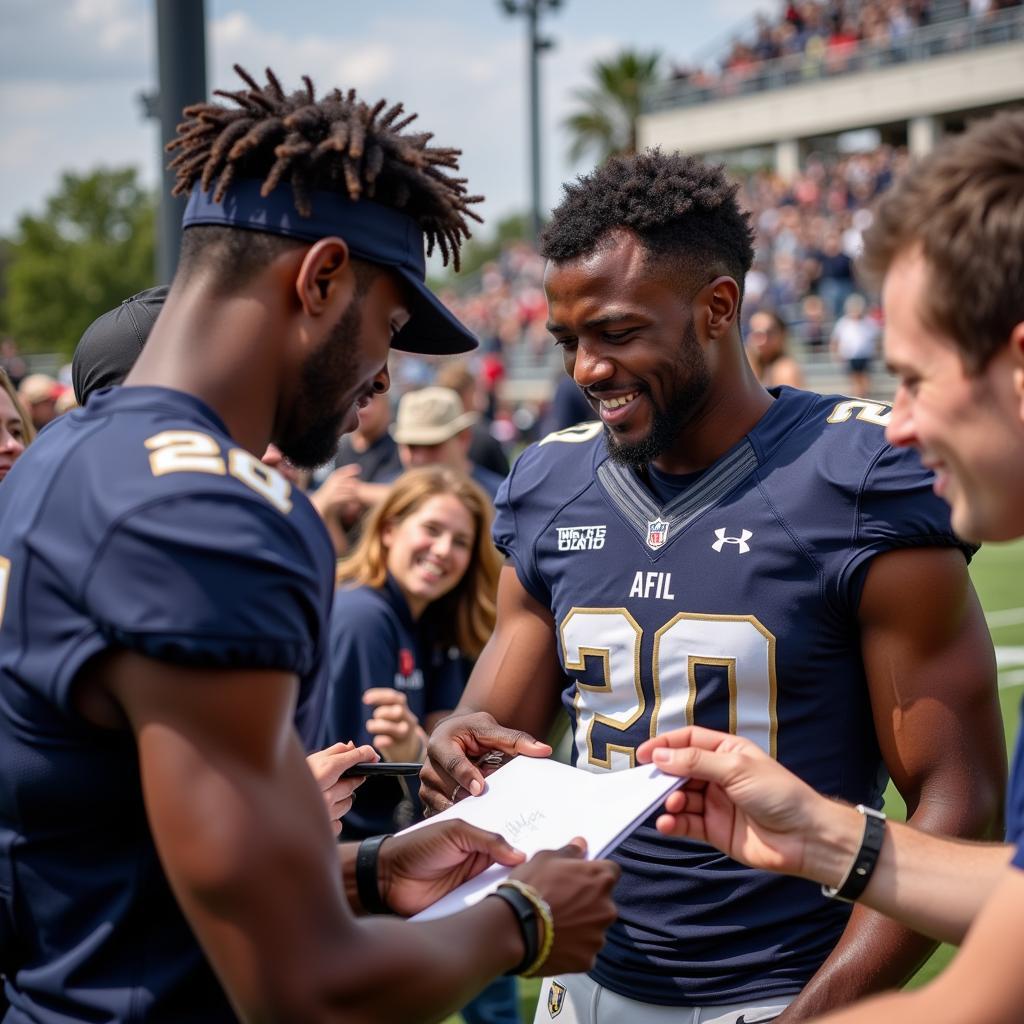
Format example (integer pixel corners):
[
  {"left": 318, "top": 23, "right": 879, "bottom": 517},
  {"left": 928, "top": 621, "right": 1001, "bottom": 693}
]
[{"left": 341, "top": 761, "right": 423, "bottom": 778}]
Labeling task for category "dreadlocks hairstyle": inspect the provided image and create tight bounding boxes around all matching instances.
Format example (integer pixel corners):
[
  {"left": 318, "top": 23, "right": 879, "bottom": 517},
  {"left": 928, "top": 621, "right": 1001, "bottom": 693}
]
[
  {"left": 166, "top": 64, "right": 482, "bottom": 278},
  {"left": 540, "top": 148, "right": 755, "bottom": 297}
]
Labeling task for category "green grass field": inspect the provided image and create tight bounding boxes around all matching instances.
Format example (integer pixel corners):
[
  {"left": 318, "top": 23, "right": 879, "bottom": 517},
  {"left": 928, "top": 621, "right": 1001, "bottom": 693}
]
[{"left": 445, "top": 540, "right": 1024, "bottom": 1021}]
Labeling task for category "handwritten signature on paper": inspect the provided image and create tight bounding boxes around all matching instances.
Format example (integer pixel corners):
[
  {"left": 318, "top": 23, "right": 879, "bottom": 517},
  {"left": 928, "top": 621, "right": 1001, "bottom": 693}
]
[{"left": 505, "top": 810, "right": 546, "bottom": 843}]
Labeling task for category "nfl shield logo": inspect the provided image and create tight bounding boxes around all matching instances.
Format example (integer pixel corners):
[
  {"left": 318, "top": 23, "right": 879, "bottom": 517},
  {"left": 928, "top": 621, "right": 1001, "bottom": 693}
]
[
  {"left": 646, "top": 518, "right": 669, "bottom": 550},
  {"left": 547, "top": 980, "right": 567, "bottom": 1018}
]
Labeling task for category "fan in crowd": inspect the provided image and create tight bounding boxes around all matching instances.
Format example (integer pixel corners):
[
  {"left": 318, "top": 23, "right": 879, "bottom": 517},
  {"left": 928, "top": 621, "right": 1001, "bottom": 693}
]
[
  {"left": 17, "top": 373, "right": 62, "bottom": 432},
  {"left": 435, "top": 359, "right": 511, "bottom": 477},
  {"left": 0, "top": 368, "right": 33, "bottom": 485},
  {"left": 324, "top": 467, "right": 500, "bottom": 837},
  {"left": 745, "top": 309, "right": 806, "bottom": 388},
  {"left": 831, "top": 293, "right": 881, "bottom": 396},
  {"left": 392, "top": 386, "right": 507, "bottom": 498}
]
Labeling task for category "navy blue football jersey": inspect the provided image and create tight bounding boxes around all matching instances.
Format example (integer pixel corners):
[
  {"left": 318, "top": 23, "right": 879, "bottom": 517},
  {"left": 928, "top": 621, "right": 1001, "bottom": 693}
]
[
  {"left": 493, "top": 386, "right": 972, "bottom": 1006},
  {"left": 0, "top": 386, "right": 334, "bottom": 1023},
  {"left": 1007, "top": 699, "right": 1024, "bottom": 871},
  {"left": 325, "top": 576, "right": 465, "bottom": 837}
]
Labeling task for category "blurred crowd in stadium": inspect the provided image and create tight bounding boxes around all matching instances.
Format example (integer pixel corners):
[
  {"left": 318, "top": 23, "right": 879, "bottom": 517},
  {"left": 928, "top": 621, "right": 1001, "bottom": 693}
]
[
  {"left": 0, "top": 140, "right": 897, "bottom": 468},
  {"left": 666, "top": 0, "right": 1022, "bottom": 99}
]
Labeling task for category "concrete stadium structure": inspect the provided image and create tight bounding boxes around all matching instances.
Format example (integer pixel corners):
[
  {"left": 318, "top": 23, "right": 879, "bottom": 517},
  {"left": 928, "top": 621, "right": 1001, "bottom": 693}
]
[{"left": 640, "top": 8, "right": 1024, "bottom": 174}]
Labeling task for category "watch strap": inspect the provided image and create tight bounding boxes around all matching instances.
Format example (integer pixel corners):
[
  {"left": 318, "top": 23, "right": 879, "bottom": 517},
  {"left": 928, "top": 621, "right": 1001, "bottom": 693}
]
[
  {"left": 821, "top": 804, "right": 886, "bottom": 903},
  {"left": 355, "top": 834, "right": 392, "bottom": 915}
]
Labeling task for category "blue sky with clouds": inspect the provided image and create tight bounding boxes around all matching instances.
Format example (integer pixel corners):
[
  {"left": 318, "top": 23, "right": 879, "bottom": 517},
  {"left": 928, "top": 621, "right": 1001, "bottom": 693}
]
[{"left": 0, "top": 0, "right": 769, "bottom": 237}]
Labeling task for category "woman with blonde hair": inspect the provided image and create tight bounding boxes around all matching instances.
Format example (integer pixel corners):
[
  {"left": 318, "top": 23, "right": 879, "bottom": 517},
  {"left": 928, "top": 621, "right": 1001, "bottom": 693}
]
[
  {"left": 0, "top": 368, "right": 34, "bottom": 485},
  {"left": 325, "top": 465, "right": 501, "bottom": 838}
]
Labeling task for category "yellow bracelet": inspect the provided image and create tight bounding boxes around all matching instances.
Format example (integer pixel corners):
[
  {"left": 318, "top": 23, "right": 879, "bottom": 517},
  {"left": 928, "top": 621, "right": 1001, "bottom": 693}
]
[{"left": 498, "top": 879, "right": 554, "bottom": 978}]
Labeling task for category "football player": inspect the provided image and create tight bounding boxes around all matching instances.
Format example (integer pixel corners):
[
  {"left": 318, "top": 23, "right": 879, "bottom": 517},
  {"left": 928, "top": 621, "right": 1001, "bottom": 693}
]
[
  {"left": 638, "top": 108, "right": 1024, "bottom": 1024},
  {"left": 422, "top": 149, "right": 1003, "bottom": 1023},
  {"left": 0, "top": 66, "right": 619, "bottom": 1023}
]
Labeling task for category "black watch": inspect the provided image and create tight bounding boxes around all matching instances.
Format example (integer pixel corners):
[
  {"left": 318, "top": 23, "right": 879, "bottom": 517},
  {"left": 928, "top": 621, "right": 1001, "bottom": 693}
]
[{"left": 821, "top": 805, "right": 886, "bottom": 903}]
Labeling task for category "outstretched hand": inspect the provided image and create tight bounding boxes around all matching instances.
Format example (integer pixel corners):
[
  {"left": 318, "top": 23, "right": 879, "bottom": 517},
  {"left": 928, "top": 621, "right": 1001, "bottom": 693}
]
[
  {"left": 420, "top": 711, "right": 552, "bottom": 813},
  {"left": 379, "top": 820, "right": 526, "bottom": 917},
  {"left": 637, "top": 726, "right": 838, "bottom": 880}
]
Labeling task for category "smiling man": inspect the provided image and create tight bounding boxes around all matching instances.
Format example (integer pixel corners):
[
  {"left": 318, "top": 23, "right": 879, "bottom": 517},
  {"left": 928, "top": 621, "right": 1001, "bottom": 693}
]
[
  {"left": 633, "top": 109, "right": 1024, "bottom": 1024},
  {"left": 422, "top": 149, "right": 1004, "bottom": 1024}
]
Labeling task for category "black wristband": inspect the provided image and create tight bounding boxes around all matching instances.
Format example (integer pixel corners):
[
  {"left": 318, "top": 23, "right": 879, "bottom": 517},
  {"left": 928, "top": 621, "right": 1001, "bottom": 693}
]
[
  {"left": 822, "top": 805, "right": 886, "bottom": 903},
  {"left": 356, "top": 834, "right": 392, "bottom": 915},
  {"left": 489, "top": 885, "right": 539, "bottom": 975}
]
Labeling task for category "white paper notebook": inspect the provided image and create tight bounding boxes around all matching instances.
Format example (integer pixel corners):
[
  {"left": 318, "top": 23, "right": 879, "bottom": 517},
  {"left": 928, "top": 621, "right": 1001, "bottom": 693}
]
[{"left": 406, "top": 756, "right": 683, "bottom": 921}]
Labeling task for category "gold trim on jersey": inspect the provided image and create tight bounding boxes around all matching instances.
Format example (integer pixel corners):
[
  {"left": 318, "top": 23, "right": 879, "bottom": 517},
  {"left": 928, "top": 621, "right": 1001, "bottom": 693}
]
[
  {"left": 0, "top": 555, "right": 10, "bottom": 630},
  {"left": 561, "top": 607, "right": 644, "bottom": 770},
  {"left": 650, "top": 612, "right": 778, "bottom": 759},
  {"left": 144, "top": 430, "right": 293, "bottom": 515},
  {"left": 145, "top": 430, "right": 226, "bottom": 477},
  {"left": 826, "top": 399, "right": 892, "bottom": 426},
  {"left": 538, "top": 421, "right": 603, "bottom": 446}
]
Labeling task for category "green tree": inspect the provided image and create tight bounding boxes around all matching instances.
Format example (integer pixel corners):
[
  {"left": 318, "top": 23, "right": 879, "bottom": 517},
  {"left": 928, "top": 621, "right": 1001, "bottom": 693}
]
[
  {"left": 3, "top": 168, "right": 156, "bottom": 356},
  {"left": 564, "top": 50, "right": 663, "bottom": 164}
]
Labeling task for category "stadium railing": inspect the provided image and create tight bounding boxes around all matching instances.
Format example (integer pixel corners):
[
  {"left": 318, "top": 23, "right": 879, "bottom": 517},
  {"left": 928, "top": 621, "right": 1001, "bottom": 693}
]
[{"left": 646, "top": 7, "right": 1024, "bottom": 112}]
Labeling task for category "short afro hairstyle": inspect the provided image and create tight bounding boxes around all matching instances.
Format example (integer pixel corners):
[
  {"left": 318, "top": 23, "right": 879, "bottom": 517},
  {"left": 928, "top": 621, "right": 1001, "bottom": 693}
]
[{"left": 540, "top": 149, "right": 755, "bottom": 297}]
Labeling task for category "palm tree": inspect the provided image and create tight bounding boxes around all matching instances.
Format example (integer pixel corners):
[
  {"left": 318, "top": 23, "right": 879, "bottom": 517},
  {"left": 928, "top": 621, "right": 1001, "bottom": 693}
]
[{"left": 564, "top": 50, "right": 663, "bottom": 164}]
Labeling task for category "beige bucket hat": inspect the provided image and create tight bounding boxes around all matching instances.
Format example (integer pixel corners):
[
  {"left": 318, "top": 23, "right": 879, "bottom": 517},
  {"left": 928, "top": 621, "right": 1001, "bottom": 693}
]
[{"left": 391, "top": 386, "right": 478, "bottom": 445}]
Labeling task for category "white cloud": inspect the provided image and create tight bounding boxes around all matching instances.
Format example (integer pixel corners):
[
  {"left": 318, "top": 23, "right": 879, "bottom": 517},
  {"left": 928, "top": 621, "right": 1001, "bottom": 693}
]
[
  {"left": 0, "top": 0, "right": 768, "bottom": 236},
  {"left": 1, "top": 0, "right": 151, "bottom": 81}
]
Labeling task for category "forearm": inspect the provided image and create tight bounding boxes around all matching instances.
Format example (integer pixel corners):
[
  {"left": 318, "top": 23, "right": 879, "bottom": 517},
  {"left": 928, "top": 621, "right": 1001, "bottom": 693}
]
[
  {"left": 777, "top": 903, "right": 938, "bottom": 1021},
  {"left": 204, "top": 822, "right": 523, "bottom": 1020},
  {"left": 457, "top": 638, "right": 562, "bottom": 734},
  {"left": 812, "top": 989, "right": 942, "bottom": 1024},
  {"left": 310, "top": 899, "right": 522, "bottom": 1024},
  {"left": 320, "top": 515, "right": 349, "bottom": 558},
  {"left": 785, "top": 785, "right": 1003, "bottom": 1018},
  {"left": 859, "top": 821, "right": 1012, "bottom": 944},
  {"left": 804, "top": 804, "right": 1012, "bottom": 946},
  {"left": 810, "top": 961, "right": 1023, "bottom": 1024},
  {"left": 338, "top": 842, "right": 365, "bottom": 915}
]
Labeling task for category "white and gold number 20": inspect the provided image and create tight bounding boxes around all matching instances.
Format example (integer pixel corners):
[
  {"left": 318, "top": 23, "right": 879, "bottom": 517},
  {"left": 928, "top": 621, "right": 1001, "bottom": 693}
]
[
  {"left": 560, "top": 608, "right": 778, "bottom": 772},
  {"left": 144, "top": 431, "right": 292, "bottom": 514}
]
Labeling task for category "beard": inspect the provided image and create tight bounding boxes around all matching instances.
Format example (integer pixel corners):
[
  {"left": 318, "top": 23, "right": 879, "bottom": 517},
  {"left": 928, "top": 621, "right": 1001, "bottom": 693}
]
[
  {"left": 276, "top": 299, "right": 364, "bottom": 470},
  {"left": 604, "top": 320, "right": 712, "bottom": 468}
]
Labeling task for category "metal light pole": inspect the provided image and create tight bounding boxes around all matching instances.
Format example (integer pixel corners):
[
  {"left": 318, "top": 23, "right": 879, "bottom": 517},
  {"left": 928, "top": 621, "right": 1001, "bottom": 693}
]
[
  {"left": 153, "top": 0, "right": 208, "bottom": 283},
  {"left": 500, "top": 0, "right": 562, "bottom": 246}
]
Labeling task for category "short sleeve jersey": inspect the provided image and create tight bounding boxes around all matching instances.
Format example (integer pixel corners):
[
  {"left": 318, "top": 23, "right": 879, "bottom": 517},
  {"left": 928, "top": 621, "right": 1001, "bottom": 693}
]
[
  {"left": 325, "top": 576, "right": 465, "bottom": 837},
  {"left": 493, "top": 386, "right": 972, "bottom": 1006},
  {"left": 0, "top": 386, "right": 335, "bottom": 1023}
]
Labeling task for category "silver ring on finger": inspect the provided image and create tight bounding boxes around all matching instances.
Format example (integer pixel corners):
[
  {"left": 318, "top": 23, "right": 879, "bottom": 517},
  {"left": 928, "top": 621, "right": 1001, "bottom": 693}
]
[{"left": 451, "top": 783, "right": 462, "bottom": 804}]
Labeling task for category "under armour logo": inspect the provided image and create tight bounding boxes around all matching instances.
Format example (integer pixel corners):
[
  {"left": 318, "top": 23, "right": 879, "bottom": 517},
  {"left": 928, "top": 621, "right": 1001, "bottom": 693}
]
[{"left": 712, "top": 528, "right": 752, "bottom": 554}]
